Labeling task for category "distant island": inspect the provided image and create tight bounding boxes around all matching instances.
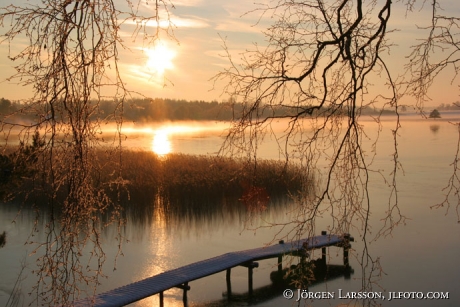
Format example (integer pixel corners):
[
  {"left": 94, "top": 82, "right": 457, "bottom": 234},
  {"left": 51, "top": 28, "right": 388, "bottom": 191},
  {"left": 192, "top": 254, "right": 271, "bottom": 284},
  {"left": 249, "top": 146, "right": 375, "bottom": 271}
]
[{"left": 429, "top": 109, "right": 441, "bottom": 118}]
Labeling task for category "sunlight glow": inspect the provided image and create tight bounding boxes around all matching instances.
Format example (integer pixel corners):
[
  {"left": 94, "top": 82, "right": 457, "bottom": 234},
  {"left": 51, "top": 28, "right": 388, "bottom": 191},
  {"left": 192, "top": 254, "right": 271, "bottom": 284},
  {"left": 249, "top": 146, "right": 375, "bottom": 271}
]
[
  {"left": 109, "top": 121, "right": 231, "bottom": 154},
  {"left": 152, "top": 130, "right": 171, "bottom": 156},
  {"left": 145, "top": 44, "right": 176, "bottom": 75}
]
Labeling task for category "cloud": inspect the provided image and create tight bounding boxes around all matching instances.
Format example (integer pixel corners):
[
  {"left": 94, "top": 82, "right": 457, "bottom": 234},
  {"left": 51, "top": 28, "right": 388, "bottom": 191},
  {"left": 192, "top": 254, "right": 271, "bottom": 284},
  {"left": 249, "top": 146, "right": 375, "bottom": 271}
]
[
  {"left": 172, "top": 0, "right": 205, "bottom": 6},
  {"left": 221, "top": 1, "right": 266, "bottom": 19},
  {"left": 214, "top": 19, "right": 264, "bottom": 34},
  {"left": 171, "top": 15, "right": 210, "bottom": 28},
  {"left": 122, "top": 15, "right": 209, "bottom": 29}
]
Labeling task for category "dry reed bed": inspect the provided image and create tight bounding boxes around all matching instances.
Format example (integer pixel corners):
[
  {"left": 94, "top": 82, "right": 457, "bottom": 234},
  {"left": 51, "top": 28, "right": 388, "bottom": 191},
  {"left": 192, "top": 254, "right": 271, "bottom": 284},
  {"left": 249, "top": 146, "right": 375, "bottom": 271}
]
[
  {"left": 2, "top": 147, "right": 310, "bottom": 220},
  {"left": 114, "top": 151, "right": 306, "bottom": 210}
]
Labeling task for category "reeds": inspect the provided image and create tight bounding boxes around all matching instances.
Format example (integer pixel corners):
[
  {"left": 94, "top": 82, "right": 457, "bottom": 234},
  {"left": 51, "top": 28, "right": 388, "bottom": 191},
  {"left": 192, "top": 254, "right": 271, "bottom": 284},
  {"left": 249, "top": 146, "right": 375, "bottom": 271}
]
[
  {"left": 115, "top": 151, "right": 306, "bottom": 206},
  {"left": 2, "top": 146, "right": 311, "bottom": 224},
  {"left": 92, "top": 150, "right": 310, "bottom": 224}
]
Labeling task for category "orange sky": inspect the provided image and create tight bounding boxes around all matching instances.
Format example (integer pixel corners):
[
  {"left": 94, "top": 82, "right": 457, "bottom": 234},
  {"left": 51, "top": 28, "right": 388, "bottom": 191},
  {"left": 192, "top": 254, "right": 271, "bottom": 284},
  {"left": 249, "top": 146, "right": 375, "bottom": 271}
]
[{"left": 0, "top": 0, "right": 458, "bottom": 107}]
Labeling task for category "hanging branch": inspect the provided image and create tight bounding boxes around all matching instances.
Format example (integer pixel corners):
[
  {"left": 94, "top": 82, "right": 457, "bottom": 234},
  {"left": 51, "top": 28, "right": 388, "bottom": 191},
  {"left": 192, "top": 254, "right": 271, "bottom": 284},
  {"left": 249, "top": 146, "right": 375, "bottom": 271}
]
[
  {"left": 214, "top": 0, "right": 404, "bottom": 299},
  {"left": 0, "top": 0, "right": 175, "bottom": 305}
]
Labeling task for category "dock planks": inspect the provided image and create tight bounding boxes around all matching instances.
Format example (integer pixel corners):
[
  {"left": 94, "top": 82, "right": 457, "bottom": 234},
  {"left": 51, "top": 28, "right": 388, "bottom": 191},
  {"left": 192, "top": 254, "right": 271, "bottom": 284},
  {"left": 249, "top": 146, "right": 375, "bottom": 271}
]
[{"left": 72, "top": 233, "right": 351, "bottom": 307}]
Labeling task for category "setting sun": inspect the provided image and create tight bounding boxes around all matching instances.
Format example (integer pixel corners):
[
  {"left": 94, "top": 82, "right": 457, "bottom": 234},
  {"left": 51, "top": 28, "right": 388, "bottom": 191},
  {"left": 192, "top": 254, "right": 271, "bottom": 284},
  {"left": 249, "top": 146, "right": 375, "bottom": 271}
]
[{"left": 145, "top": 44, "right": 176, "bottom": 75}]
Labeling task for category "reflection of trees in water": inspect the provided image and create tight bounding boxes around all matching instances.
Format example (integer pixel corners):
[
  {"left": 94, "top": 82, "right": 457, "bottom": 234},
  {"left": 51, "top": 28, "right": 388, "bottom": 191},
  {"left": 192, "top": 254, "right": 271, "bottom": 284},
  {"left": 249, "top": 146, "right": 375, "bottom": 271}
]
[
  {"left": 0, "top": 231, "right": 5, "bottom": 248},
  {"left": 123, "top": 191, "right": 295, "bottom": 240},
  {"left": 430, "top": 124, "right": 440, "bottom": 134}
]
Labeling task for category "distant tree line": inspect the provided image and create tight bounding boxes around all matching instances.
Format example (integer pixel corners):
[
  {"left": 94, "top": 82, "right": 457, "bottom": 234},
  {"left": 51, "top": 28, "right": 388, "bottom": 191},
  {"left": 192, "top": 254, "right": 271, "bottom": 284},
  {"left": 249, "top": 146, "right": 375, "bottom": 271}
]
[
  {"left": 1, "top": 96, "right": 399, "bottom": 124},
  {"left": 434, "top": 102, "right": 460, "bottom": 111},
  {"left": 101, "top": 98, "right": 238, "bottom": 122},
  {"left": 1, "top": 97, "right": 240, "bottom": 122}
]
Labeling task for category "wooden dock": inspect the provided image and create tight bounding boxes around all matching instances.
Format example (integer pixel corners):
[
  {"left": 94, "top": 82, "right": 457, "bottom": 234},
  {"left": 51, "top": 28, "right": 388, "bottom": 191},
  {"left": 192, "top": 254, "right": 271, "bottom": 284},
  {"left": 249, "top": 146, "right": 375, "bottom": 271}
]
[{"left": 72, "top": 232, "right": 353, "bottom": 307}]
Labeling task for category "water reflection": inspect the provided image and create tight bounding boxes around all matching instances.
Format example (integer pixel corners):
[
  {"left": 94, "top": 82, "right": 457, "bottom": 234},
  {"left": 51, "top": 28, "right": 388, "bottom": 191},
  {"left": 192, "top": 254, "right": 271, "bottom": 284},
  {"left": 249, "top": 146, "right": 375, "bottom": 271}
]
[
  {"left": 135, "top": 204, "right": 183, "bottom": 307},
  {"left": 105, "top": 121, "right": 230, "bottom": 155},
  {"left": 429, "top": 124, "right": 440, "bottom": 134},
  {"left": 123, "top": 191, "right": 293, "bottom": 241},
  {"left": 0, "top": 196, "right": 296, "bottom": 306},
  {"left": 152, "top": 130, "right": 171, "bottom": 155},
  {"left": 4, "top": 117, "right": 460, "bottom": 306}
]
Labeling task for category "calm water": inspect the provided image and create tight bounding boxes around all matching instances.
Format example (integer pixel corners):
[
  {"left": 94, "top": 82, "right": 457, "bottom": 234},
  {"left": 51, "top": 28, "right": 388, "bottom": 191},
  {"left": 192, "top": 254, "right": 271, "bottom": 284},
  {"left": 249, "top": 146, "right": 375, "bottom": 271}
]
[{"left": 1, "top": 115, "right": 460, "bottom": 306}]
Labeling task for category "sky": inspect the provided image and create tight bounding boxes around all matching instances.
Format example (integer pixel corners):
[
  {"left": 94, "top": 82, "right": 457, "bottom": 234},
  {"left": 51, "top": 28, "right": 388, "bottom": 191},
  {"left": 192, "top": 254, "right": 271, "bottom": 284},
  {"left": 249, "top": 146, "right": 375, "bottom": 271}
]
[{"left": 0, "top": 0, "right": 459, "bottom": 107}]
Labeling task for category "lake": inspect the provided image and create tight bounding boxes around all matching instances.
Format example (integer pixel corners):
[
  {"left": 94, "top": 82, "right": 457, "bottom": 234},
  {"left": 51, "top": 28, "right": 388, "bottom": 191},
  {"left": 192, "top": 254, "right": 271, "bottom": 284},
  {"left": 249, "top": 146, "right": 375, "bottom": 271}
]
[{"left": 1, "top": 114, "right": 460, "bottom": 306}]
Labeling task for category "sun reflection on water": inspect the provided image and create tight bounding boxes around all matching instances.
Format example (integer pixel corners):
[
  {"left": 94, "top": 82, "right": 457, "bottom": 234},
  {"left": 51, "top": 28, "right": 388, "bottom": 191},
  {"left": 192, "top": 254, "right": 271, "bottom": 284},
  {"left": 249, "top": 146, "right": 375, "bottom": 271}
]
[
  {"left": 152, "top": 130, "right": 171, "bottom": 156},
  {"left": 136, "top": 200, "right": 184, "bottom": 307},
  {"left": 108, "top": 121, "right": 230, "bottom": 155}
]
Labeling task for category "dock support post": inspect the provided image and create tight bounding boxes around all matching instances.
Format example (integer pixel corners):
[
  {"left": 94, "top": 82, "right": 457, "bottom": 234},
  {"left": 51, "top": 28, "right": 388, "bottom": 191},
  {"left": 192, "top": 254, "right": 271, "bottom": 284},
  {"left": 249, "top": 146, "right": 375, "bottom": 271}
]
[
  {"left": 343, "top": 234, "right": 352, "bottom": 279},
  {"left": 159, "top": 292, "right": 164, "bottom": 307},
  {"left": 343, "top": 234, "right": 350, "bottom": 268},
  {"left": 299, "top": 242, "right": 310, "bottom": 289},
  {"left": 321, "top": 231, "right": 327, "bottom": 263},
  {"left": 182, "top": 282, "right": 189, "bottom": 307},
  {"left": 175, "top": 283, "right": 191, "bottom": 307},
  {"left": 248, "top": 265, "right": 253, "bottom": 297},
  {"left": 278, "top": 240, "right": 284, "bottom": 273},
  {"left": 243, "top": 262, "right": 259, "bottom": 297},
  {"left": 278, "top": 255, "right": 283, "bottom": 273},
  {"left": 226, "top": 268, "right": 232, "bottom": 299}
]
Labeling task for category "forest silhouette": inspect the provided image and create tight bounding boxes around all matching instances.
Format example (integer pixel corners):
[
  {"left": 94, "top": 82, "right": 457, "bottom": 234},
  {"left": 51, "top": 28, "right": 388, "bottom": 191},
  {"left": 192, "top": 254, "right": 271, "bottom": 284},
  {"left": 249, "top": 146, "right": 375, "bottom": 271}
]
[{"left": 0, "top": 96, "right": 400, "bottom": 123}]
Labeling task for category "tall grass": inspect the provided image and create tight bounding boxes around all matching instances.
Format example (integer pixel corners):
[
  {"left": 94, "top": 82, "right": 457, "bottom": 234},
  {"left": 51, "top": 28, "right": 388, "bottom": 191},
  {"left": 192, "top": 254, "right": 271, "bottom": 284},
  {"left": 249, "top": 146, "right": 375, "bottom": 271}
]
[
  {"left": 118, "top": 151, "right": 306, "bottom": 204},
  {"left": 94, "top": 150, "right": 311, "bottom": 225},
  {"left": 2, "top": 146, "right": 312, "bottom": 224}
]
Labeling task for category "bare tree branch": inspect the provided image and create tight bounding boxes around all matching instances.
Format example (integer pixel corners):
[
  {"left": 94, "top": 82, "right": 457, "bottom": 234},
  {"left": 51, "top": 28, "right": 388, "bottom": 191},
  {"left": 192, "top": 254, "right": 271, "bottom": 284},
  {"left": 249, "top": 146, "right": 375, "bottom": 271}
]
[
  {"left": 214, "top": 0, "right": 407, "bottom": 298},
  {"left": 0, "top": 0, "right": 176, "bottom": 304},
  {"left": 404, "top": 0, "right": 460, "bottom": 221}
]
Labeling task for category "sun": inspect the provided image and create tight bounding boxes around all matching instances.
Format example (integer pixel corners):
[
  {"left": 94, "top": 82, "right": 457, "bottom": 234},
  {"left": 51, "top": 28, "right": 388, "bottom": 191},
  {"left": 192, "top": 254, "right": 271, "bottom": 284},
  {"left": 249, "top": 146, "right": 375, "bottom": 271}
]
[{"left": 145, "top": 44, "right": 176, "bottom": 75}]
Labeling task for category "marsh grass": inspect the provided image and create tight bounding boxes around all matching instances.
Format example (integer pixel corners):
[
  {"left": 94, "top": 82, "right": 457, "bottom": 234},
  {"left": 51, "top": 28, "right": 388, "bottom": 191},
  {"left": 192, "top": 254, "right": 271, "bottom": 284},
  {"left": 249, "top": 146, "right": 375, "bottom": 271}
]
[
  {"left": 2, "top": 147, "right": 310, "bottom": 224},
  {"left": 113, "top": 151, "right": 308, "bottom": 218}
]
